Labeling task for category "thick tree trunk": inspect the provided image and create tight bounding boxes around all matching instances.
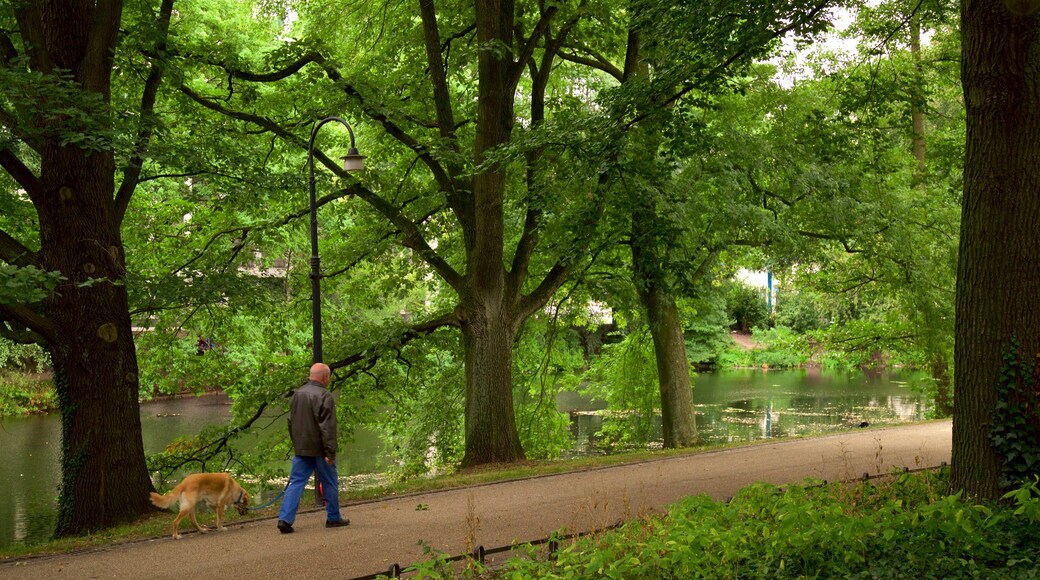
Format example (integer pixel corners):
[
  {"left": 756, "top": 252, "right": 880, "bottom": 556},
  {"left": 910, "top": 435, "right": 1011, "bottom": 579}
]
[
  {"left": 36, "top": 145, "right": 154, "bottom": 536},
  {"left": 455, "top": 0, "right": 526, "bottom": 467},
  {"left": 458, "top": 300, "right": 525, "bottom": 466},
  {"left": 954, "top": 0, "right": 1040, "bottom": 499},
  {"left": 644, "top": 289, "right": 698, "bottom": 447},
  {"left": 9, "top": 1, "right": 156, "bottom": 536}
]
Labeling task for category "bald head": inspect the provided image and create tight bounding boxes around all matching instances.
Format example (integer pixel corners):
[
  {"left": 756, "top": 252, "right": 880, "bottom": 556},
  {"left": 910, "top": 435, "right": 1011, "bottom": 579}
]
[{"left": 309, "top": 363, "right": 331, "bottom": 386}]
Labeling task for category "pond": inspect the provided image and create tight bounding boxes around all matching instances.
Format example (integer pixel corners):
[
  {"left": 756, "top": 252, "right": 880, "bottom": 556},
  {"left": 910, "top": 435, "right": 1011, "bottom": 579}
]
[
  {"left": 563, "top": 367, "right": 928, "bottom": 453},
  {"left": 0, "top": 368, "right": 927, "bottom": 549}
]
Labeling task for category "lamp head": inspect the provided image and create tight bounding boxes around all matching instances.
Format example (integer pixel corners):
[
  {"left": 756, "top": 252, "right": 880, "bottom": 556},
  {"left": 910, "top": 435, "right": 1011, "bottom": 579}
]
[{"left": 341, "top": 147, "right": 365, "bottom": 172}]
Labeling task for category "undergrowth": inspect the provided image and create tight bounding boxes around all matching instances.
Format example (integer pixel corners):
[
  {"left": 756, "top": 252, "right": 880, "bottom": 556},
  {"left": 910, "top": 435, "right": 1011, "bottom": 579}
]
[{"left": 402, "top": 469, "right": 1040, "bottom": 579}]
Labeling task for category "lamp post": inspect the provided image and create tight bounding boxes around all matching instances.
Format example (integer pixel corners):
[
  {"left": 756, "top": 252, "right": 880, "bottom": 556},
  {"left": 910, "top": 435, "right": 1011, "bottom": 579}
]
[{"left": 307, "top": 116, "right": 364, "bottom": 364}]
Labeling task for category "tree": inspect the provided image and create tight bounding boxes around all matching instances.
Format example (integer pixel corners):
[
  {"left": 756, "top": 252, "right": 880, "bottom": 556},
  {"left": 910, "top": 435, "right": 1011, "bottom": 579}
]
[
  {"left": 555, "top": 0, "right": 836, "bottom": 449},
  {"left": 181, "top": 0, "right": 616, "bottom": 466},
  {"left": 953, "top": 0, "right": 1040, "bottom": 499},
  {"left": 0, "top": 0, "right": 173, "bottom": 535}
]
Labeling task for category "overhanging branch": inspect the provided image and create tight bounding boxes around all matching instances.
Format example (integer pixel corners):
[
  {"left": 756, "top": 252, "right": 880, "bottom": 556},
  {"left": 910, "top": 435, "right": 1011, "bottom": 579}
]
[
  {"left": 0, "top": 147, "right": 46, "bottom": 205},
  {"left": 0, "top": 228, "right": 37, "bottom": 267},
  {"left": 179, "top": 85, "right": 465, "bottom": 292},
  {"left": 114, "top": 0, "right": 175, "bottom": 226}
]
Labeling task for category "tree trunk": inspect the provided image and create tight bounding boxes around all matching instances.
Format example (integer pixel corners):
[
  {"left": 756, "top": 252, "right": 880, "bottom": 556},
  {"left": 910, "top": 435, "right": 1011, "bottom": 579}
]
[
  {"left": 36, "top": 145, "right": 154, "bottom": 536},
  {"left": 456, "top": 0, "right": 525, "bottom": 467},
  {"left": 458, "top": 300, "right": 525, "bottom": 466},
  {"left": 644, "top": 289, "right": 698, "bottom": 447},
  {"left": 8, "top": 1, "right": 157, "bottom": 536},
  {"left": 910, "top": 13, "right": 926, "bottom": 175},
  {"left": 632, "top": 190, "right": 699, "bottom": 448},
  {"left": 623, "top": 25, "right": 698, "bottom": 449},
  {"left": 954, "top": 0, "right": 1040, "bottom": 499}
]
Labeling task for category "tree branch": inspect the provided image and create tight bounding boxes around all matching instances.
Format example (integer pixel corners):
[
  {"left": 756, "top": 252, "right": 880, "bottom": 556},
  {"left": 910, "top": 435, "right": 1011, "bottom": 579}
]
[
  {"left": 795, "top": 230, "right": 865, "bottom": 253},
  {"left": 515, "top": 171, "right": 611, "bottom": 321},
  {"left": 0, "top": 303, "right": 56, "bottom": 344},
  {"left": 0, "top": 316, "right": 45, "bottom": 345},
  {"left": 508, "top": 4, "right": 559, "bottom": 91},
  {"left": 169, "top": 187, "right": 353, "bottom": 276},
  {"left": 214, "top": 50, "right": 459, "bottom": 203},
  {"left": 559, "top": 46, "right": 624, "bottom": 82},
  {"left": 417, "top": 0, "right": 469, "bottom": 233},
  {"left": 82, "top": 0, "right": 123, "bottom": 94},
  {"left": 0, "top": 147, "right": 46, "bottom": 205},
  {"left": 326, "top": 311, "right": 460, "bottom": 374},
  {"left": 636, "top": 1, "right": 831, "bottom": 126},
  {"left": 0, "top": 227, "right": 37, "bottom": 267},
  {"left": 179, "top": 84, "right": 465, "bottom": 291},
  {"left": 508, "top": 7, "right": 585, "bottom": 299},
  {"left": 114, "top": 0, "right": 175, "bottom": 225}
]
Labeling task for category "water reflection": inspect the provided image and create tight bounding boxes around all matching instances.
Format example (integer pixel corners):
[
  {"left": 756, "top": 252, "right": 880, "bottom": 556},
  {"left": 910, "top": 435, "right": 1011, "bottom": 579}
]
[{"left": 562, "top": 368, "right": 928, "bottom": 453}]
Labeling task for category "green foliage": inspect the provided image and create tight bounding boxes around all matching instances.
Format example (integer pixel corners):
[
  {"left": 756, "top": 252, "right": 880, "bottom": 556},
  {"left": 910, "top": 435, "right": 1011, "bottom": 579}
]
[
  {"left": 678, "top": 293, "right": 732, "bottom": 366},
  {"left": 513, "top": 315, "right": 585, "bottom": 461},
  {"left": 723, "top": 280, "right": 769, "bottom": 333},
  {"left": 0, "top": 370, "right": 55, "bottom": 415},
  {"left": 0, "top": 338, "right": 50, "bottom": 373},
  {"left": 504, "top": 470, "right": 1040, "bottom": 578},
  {"left": 0, "top": 263, "right": 64, "bottom": 304},
  {"left": 773, "top": 287, "right": 825, "bottom": 333},
  {"left": 991, "top": 340, "right": 1040, "bottom": 489},
  {"left": 717, "top": 326, "right": 810, "bottom": 369},
  {"left": 359, "top": 329, "right": 466, "bottom": 479},
  {"left": 579, "top": 328, "right": 659, "bottom": 449}
]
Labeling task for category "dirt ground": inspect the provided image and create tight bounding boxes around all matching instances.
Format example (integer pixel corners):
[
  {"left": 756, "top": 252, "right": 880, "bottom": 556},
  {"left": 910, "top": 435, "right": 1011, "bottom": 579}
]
[
  {"left": 0, "top": 420, "right": 952, "bottom": 579},
  {"left": 730, "top": 330, "right": 758, "bottom": 349}
]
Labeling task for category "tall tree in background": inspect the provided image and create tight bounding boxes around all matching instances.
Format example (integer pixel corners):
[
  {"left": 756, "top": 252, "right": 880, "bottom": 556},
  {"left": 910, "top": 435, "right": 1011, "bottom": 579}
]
[
  {"left": 0, "top": 0, "right": 172, "bottom": 535},
  {"left": 587, "top": 1, "right": 835, "bottom": 448},
  {"left": 850, "top": 0, "right": 959, "bottom": 415},
  {"left": 954, "top": 0, "right": 1040, "bottom": 498}
]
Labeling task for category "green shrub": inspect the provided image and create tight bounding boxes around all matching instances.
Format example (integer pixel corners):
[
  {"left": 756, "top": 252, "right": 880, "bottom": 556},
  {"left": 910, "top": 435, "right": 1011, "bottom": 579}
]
[
  {"left": 774, "top": 288, "right": 826, "bottom": 333},
  {"left": 724, "top": 281, "right": 769, "bottom": 333},
  {"left": 0, "top": 372, "right": 56, "bottom": 415},
  {"left": 0, "top": 338, "right": 50, "bottom": 373},
  {"left": 991, "top": 340, "right": 1040, "bottom": 488},
  {"left": 717, "top": 325, "right": 809, "bottom": 369},
  {"left": 502, "top": 471, "right": 1040, "bottom": 579}
]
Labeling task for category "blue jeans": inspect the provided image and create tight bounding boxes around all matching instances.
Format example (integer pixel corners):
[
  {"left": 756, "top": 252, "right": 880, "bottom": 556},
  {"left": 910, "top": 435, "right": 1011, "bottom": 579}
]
[{"left": 277, "top": 455, "right": 343, "bottom": 524}]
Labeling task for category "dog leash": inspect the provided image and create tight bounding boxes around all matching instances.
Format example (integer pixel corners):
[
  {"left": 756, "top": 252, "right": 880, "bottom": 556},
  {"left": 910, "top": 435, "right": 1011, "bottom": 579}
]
[{"left": 245, "top": 487, "right": 286, "bottom": 511}]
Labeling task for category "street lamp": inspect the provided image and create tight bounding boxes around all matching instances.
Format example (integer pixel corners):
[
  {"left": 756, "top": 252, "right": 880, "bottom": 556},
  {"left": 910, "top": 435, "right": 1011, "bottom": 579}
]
[{"left": 307, "top": 116, "right": 364, "bottom": 364}]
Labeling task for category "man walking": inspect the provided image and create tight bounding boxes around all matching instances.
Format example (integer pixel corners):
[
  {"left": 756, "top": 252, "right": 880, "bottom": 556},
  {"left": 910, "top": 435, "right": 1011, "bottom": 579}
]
[{"left": 277, "top": 363, "right": 350, "bottom": 532}]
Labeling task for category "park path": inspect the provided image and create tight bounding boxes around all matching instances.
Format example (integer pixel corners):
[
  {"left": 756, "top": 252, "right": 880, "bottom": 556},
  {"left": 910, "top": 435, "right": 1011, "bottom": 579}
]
[{"left": 1, "top": 420, "right": 951, "bottom": 579}]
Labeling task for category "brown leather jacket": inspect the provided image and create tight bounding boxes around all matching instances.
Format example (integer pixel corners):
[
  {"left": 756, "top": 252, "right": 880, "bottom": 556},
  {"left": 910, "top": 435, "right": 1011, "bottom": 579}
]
[{"left": 287, "top": 380, "right": 337, "bottom": 460}]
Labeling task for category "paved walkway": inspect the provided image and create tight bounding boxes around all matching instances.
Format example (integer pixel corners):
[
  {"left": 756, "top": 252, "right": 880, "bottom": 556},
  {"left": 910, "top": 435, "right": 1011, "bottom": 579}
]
[{"left": 1, "top": 420, "right": 951, "bottom": 579}]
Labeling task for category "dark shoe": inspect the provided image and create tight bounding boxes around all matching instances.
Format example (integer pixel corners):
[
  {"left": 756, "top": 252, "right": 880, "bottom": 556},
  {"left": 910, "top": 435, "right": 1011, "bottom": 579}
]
[
  {"left": 325, "top": 518, "right": 350, "bottom": 528},
  {"left": 277, "top": 520, "right": 294, "bottom": 534}
]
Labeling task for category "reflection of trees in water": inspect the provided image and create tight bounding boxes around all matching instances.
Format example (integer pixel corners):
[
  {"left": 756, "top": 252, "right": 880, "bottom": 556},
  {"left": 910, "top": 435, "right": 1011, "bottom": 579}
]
[
  {"left": 567, "top": 369, "right": 930, "bottom": 449},
  {"left": 1, "top": 414, "right": 62, "bottom": 547}
]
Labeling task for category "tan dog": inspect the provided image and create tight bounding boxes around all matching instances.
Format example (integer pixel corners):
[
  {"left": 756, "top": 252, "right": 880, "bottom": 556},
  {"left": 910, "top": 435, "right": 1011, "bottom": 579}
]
[{"left": 149, "top": 472, "right": 251, "bottom": 539}]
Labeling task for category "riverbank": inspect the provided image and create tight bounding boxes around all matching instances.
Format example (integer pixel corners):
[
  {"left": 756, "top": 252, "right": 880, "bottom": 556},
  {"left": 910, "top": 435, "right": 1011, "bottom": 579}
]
[
  {"left": 0, "top": 369, "right": 228, "bottom": 417},
  {"left": 0, "top": 371, "right": 54, "bottom": 415}
]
